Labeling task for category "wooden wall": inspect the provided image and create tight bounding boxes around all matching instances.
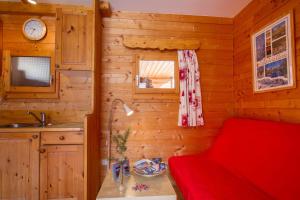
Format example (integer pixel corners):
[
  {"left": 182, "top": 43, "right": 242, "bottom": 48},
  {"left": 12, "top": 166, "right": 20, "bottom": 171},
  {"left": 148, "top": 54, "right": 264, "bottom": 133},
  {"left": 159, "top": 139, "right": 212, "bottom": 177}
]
[
  {"left": 0, "top": 13, "right": 92, "bottom": 124},
  {"left": 84, "top": 0, "right": 102, "bottom": 199},
  {"left": 234, "top": 0, "right": 300, "bottom": 123},
  {"left": 100, "top": 11, "right": 234, "bottom": 178},
  {"left": 0, "top": 19, "right": 2, "bottom": 79}
]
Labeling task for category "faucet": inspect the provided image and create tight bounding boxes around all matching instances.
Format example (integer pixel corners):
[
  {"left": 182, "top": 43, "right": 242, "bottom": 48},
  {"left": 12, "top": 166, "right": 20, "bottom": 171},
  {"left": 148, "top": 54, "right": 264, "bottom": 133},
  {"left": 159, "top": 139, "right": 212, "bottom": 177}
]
[{"left": 27, "top": 111, "right": 47, "bottom": 127}]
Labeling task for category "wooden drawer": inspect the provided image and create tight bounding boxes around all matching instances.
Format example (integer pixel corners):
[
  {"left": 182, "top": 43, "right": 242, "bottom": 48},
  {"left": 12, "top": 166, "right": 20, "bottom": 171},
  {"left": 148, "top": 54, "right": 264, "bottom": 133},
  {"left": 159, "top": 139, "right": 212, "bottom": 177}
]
[{"left": 41, "top": 131, "right": 83, "bottom": 145}]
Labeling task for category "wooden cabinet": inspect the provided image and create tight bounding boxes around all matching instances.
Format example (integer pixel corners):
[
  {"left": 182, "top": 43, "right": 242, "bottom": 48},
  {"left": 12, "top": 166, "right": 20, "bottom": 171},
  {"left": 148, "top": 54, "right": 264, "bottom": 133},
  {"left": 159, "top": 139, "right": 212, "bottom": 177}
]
[
  {"left": 0, "top": 130, "right": 84, "bottom": 200},
  {"left": 41, "top": 131, "right": 84, "bottom": 145},
  {"left": 40, "top": 145, "right": 84, "bottom": 200},
  {"left": 40, "top": 131, "right": 84, "bottom": 200},
  {"left": 56, "top": 9, "right": 92, "bottom": 70},
  {"left": 1, "top": 14, "right": 59, "bottom": 99},
  {"left": 0, "top": 132, "right": 40, "bottom": 200}
]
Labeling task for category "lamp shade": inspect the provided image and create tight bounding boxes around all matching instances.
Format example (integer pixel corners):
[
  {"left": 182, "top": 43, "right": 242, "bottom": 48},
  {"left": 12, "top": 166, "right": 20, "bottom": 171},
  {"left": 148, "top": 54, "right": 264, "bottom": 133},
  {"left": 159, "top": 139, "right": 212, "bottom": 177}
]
[{"left": 123, "top": 104, "right": 134, "bottom": 116}]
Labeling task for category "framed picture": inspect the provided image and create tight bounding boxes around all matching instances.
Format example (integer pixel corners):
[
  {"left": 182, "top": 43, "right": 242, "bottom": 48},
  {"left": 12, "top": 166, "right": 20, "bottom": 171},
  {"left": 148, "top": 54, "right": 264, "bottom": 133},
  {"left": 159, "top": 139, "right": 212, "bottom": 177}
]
[{"left": 251, "top": 12, "right": 296, "bottom": 93}]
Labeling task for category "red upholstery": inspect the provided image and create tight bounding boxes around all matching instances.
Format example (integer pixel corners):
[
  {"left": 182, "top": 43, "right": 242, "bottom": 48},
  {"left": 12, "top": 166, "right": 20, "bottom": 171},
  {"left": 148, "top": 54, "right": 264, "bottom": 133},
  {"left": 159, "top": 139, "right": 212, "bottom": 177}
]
[
  {"left": 169, "top": 154, "right": 272, "bottom": 200},
  {"left": 169, "top": 118, "right": 300, "bottom": 200}
]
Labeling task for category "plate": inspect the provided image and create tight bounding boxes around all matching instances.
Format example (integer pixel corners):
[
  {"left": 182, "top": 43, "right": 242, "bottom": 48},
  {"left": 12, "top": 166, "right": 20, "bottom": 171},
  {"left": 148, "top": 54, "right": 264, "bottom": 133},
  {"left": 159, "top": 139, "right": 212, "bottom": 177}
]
[{"left": 133, "top": 159, "right": 166, "bottom": 177}]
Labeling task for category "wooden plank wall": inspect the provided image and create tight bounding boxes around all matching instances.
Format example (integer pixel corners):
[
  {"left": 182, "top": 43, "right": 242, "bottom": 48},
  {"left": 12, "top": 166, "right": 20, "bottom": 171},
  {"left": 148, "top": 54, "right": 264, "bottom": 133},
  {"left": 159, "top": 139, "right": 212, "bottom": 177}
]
[
  {"left": 0, "top": 19, "right": 2, "bottom": 78},
  {"left": 234, "top": 0, "right": 300, "bottom": 123},
  {"left": 0, "top": 14, "right": 92, "bottom": 124},
  {"left": 100, "top": 11, "right": 234, "bottom": 179},
  {"left": 84, "top": 0, "right": 102, "bottom": 199}
]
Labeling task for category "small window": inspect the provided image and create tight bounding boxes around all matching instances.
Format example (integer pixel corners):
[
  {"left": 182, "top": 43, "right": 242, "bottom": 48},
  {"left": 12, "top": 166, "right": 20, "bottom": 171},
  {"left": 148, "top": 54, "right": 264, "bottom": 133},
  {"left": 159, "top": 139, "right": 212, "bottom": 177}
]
[
  {"left": 138, "top": 60, "right": 175, "bottom": 89},
  {"left": 11, "top": 56, "right": 51, "bottom": 87},
  {"left": 2, "top": 50, "right": 57, "bottom": 98},
  {"left": 134, "top": 54, "right": 179, "bottom": 95}
]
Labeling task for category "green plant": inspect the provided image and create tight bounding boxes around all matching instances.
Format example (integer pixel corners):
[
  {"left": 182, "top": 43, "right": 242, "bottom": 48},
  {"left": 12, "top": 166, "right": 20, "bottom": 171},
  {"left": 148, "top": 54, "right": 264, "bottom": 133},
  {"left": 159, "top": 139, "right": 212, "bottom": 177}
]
[{"left": 112, "top": 128, "right": 130, "bottom": 159}]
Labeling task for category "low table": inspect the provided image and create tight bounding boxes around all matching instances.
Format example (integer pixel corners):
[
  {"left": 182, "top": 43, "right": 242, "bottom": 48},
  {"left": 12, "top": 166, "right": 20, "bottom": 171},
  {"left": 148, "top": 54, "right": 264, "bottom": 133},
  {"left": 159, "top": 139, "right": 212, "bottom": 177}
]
[{"left": 96, "top": 171, "right": 177, "bottom": 200}]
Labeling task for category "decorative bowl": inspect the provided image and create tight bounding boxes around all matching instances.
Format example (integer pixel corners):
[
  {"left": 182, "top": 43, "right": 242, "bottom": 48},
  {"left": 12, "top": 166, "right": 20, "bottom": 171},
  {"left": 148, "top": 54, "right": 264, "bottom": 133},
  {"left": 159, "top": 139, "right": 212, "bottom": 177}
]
[{"left": 133, "top": 159, "right": 167, "bottom": 177}]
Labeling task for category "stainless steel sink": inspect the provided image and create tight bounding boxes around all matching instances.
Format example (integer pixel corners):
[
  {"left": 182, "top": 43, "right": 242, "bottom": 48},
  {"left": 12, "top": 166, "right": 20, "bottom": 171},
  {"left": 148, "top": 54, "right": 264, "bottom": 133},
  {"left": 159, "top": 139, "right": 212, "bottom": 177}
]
[{"left": 0, "top": 123, "right": 42, "bottom": 128}]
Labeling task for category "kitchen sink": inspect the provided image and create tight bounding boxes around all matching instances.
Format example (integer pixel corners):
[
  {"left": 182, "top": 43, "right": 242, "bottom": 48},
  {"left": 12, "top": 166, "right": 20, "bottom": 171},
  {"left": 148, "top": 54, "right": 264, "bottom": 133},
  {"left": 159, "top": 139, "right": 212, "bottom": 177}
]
[{"left": 0, "top": 123, "right": 42, "bottom": 128}]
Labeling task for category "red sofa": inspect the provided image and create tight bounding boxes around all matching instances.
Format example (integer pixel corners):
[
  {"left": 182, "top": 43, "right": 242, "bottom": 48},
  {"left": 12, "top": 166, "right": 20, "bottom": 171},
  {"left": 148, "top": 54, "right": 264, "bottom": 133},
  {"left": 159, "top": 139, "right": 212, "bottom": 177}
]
[{"left": 169, "top": 118, "right": 300, "bottom": 200}]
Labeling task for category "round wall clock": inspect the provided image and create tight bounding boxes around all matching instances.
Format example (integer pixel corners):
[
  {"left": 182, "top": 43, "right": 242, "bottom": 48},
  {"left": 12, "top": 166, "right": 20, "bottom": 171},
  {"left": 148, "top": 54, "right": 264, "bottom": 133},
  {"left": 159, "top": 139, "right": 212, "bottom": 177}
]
[{"left": 23, "top": 18, "right": 47, "bottom": 41}]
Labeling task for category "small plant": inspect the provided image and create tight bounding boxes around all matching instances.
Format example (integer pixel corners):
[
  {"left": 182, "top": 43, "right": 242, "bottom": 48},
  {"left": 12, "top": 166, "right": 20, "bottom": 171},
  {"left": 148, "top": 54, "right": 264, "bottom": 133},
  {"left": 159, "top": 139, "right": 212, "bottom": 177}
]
[
  {"left": 112, "top": 128, "right": 131, "bottom": 188},
  {"left": 112, "top": 128, "right": 130, "bottom": 160}
]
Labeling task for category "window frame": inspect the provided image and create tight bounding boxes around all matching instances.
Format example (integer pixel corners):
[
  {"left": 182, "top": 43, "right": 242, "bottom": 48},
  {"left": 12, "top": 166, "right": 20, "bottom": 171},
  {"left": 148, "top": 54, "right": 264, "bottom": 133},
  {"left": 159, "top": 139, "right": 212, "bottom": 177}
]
[
  {"left": 133, "top": 53, "right": 179, "bottom": 95},
  {"left": 3, "top": 50, "right": 56, "bottom": 94}
]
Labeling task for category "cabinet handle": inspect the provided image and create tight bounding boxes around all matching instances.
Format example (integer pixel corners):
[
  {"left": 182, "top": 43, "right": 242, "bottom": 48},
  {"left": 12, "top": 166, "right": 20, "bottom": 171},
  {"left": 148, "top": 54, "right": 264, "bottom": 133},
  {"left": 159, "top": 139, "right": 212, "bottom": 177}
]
[
  {"left": 59, "top": 136, "right": 65, "bottom": 140},
  {"left": 32, "top": 135, "right": 38, "bottom": 139},
  {"left": 50, "top": 75, "right": 53, "bottom": 86},
  {"left": 39, "top": 148, "right": 46, "bottom": 153}
]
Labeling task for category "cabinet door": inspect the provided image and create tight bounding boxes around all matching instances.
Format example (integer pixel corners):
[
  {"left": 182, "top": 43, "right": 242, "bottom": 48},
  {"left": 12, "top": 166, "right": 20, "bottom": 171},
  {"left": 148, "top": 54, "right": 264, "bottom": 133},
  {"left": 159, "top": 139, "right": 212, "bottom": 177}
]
[
  {"left": 56, "top": 8, "right": 92, "bottom": 70},
  {"left": 0, "top": 133, "right": 40, "bottom": 200},
  {"left": 40, "top": 145, "right": 84, "bottom": 200}
]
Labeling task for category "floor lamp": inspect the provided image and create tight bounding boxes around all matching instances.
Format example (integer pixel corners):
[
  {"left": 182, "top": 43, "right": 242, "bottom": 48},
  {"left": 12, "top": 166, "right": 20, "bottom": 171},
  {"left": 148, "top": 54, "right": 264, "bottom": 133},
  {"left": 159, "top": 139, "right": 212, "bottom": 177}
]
[{"left": 107, "top": 98, "right": 134, "bottom": 170}]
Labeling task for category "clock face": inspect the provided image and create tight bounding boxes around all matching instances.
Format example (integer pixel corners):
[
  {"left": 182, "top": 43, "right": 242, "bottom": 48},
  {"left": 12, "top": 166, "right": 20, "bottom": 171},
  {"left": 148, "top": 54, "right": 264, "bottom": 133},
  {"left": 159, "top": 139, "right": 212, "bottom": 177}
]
[{"left": 23, "top": 18, "right": 47, "bottom": 41}]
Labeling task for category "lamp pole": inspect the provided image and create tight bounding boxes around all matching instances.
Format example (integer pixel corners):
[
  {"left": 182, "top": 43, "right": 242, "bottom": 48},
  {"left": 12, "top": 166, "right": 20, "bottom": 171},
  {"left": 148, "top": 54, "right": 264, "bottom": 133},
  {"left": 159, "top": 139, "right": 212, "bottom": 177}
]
[{"left": 107, "top": 98, "right": 133, "bottom": 171}]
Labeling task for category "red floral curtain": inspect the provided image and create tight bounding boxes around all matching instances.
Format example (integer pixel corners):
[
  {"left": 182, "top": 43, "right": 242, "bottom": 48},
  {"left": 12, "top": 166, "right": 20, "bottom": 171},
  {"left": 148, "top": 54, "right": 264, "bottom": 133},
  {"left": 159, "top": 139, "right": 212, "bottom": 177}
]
[{"left": 178, "top": 50, "right": 204, "bottom": 127}]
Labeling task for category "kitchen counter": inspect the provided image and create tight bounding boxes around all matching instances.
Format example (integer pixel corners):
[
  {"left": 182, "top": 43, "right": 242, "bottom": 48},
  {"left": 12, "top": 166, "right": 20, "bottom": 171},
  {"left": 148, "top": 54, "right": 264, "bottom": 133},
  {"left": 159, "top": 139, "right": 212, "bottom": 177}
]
[{"left": 0, "top": 123, "right": 84, "bottom": 133}]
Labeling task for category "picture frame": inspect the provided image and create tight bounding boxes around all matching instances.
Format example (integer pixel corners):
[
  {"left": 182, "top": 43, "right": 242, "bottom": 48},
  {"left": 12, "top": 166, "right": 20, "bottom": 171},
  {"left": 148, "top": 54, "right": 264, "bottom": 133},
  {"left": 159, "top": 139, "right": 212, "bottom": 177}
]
[{"left": 251, "top": 11, "right": 296, "bottom": 93}]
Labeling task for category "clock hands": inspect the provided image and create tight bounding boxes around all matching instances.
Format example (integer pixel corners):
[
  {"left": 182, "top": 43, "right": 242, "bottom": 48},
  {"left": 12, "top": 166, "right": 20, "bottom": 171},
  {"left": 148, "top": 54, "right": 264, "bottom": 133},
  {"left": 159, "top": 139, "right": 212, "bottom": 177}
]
[{"left": 30, "top": 28, "right": 36, "bottom": 36}]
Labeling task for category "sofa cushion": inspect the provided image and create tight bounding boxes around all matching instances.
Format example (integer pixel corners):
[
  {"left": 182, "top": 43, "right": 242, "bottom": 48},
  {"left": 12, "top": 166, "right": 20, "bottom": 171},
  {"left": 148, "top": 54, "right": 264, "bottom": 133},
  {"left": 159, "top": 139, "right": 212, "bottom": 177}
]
[
  {"left": 169, "top": 154, "right": 273, "bottom": 200},
  {"left": 208, "top": 118, "right": 300, "bottom": 200}
]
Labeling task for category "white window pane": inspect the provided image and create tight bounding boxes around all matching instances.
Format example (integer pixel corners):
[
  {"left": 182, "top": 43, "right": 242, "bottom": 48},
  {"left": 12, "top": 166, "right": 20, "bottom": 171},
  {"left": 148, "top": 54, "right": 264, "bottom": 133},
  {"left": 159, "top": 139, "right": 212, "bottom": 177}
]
[
  {"left": 11, "top": 56, "right": 51, "bottom": 87},
  {"left": 139, "top": 60, "right": 175, "bottom": 89}
]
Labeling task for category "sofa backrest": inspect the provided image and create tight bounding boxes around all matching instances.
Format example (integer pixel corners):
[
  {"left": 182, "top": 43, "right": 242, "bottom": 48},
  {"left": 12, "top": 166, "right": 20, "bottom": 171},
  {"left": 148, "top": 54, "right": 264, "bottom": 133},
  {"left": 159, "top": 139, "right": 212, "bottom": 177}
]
[{"left": 208, "top": 118, "right": 300, "bottom": 199}]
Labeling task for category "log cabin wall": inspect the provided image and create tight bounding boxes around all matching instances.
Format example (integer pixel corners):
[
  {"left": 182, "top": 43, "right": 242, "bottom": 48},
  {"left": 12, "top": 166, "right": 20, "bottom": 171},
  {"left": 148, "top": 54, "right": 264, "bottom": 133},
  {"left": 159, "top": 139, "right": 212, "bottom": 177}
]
[
  {"left": 0, "top": 20, "right": 2, "bottom": 78},
  {"left": 234, "top": 0, "right": 300, "bottom": 122},
  {"left": 84, "top": 0, "right": 102, "bottom": 199},
  {"left": 0, "top": 11, "right": 92, "bottom": 124},
  {"left": 100, "top": 11, "right": 234, "bottom": 179}
]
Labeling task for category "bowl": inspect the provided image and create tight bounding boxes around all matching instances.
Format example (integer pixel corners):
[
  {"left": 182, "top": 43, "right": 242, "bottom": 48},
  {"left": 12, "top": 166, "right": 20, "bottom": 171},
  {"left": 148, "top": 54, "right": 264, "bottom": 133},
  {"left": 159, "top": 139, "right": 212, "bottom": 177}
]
[{"left": 133, "top": 159, "right": 167, "bottom": 177}]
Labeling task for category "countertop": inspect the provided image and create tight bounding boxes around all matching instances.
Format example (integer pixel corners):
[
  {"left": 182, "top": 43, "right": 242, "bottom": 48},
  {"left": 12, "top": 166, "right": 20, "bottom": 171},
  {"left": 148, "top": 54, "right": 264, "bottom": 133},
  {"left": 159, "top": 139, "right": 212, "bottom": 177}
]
[{"left": 0, "top": 123, "right": 84, "bottom": 133}]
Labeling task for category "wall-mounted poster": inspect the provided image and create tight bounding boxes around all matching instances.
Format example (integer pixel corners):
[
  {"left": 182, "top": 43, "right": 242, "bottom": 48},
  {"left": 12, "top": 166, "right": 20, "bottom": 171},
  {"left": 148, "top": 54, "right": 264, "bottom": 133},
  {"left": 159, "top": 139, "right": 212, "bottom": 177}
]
[{"left": 251, "top": 12, "right": 296, "bottom": 93}]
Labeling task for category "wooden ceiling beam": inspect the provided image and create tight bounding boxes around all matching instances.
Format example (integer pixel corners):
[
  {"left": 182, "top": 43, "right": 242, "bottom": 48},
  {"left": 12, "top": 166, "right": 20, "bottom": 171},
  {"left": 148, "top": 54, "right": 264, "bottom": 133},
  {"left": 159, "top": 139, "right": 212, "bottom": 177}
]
[
  {"left": 0, "top": 2, "right": 56, "bottom": 16},
  {"left": 20, "top": 0, "right": 28, "bottom": 4},
  {"left": 99, "top": 1, "right": 112, "bottom": 17},
  {"left": 0, "top": 1, "right": 91, "bottom": 16}
]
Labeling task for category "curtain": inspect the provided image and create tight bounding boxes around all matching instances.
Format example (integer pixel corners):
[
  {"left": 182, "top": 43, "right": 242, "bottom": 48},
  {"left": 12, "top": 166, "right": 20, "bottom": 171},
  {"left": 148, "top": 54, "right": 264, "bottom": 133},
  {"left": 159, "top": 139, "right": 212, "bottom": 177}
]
[{"left": 178, "top": 50, "right": 204, "bottom": 127}]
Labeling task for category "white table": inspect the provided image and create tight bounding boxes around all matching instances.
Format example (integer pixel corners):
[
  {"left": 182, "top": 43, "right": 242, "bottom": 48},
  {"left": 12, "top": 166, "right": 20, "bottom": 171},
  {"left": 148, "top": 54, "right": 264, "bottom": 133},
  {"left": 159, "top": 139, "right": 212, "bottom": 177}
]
[{"left": 96, "top": 171, "right": 177, "bottom": 200}]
